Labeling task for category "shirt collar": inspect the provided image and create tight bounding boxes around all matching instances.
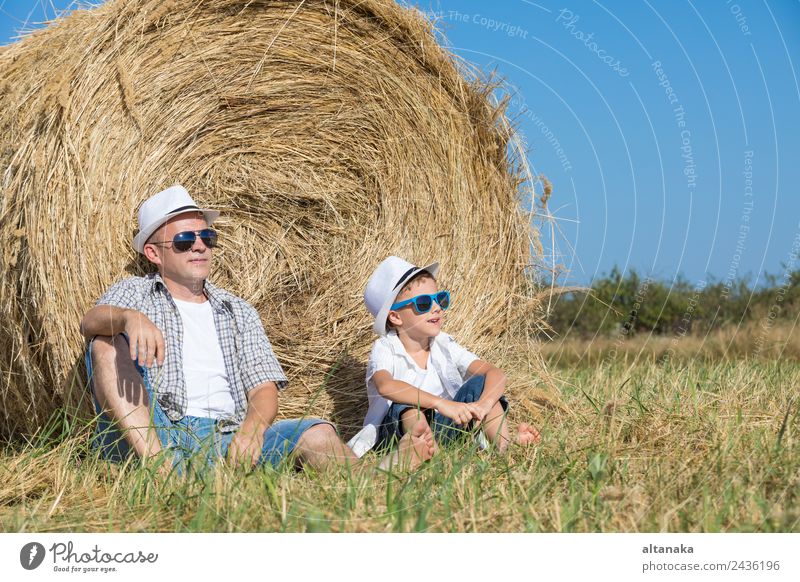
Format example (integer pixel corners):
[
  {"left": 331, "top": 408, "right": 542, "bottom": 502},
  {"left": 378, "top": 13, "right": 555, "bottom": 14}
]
[
  {"left": 148, "top": 272, "right": 231, "bottom": 314},
  {"left": 386, "top": 330, "right": 446, "bottom": 365}
]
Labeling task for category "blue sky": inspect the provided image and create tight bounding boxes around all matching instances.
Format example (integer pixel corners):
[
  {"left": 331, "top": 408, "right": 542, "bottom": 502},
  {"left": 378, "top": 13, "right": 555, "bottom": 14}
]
[{"left": 2, "top": 1, "right": 798, "bottom": 288}]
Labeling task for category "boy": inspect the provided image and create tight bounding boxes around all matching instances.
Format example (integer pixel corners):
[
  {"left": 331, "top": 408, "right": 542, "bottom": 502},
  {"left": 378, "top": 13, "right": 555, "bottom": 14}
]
[{"left": 348, "top": 256, "right": 540, "bottom": 457}]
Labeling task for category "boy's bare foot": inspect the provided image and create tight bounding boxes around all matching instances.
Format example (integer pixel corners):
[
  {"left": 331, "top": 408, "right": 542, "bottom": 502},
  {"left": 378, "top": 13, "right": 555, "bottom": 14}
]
[
  {"left": 379, "top": 419, "right": 436, "bottom": 470},
  {"left": 412, "top": 419, "right": 437, "bottom": 458},
  {"left": 516, "top": 422, "right": 541, "bottom": 446}
]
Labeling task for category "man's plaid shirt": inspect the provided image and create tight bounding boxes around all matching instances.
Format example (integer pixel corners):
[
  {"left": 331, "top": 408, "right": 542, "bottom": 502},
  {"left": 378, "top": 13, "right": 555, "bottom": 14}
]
[{"left": 95, "top": 272, "right": 288, "bottom": 432}]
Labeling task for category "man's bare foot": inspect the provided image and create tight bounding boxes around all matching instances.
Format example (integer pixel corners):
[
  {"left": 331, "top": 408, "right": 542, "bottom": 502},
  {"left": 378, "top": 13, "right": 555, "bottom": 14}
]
[
  {"left": 379, "top": 419, "right": 436, "bottom": 470},
  {"left": 140, "top": 456, "right": 173, "bottom": 481},
  {"left": 516, "top": 422, "right": 541, "bottom": 446}
]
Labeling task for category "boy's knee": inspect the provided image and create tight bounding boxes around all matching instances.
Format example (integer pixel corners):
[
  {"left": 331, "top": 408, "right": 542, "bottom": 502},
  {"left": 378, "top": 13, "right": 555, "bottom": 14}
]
[
  {"left": 400, "top": 408, "right": 430, "bottom": 426},
  {"left": 459, "top": 375, "right": 485, "bottom": 402}
]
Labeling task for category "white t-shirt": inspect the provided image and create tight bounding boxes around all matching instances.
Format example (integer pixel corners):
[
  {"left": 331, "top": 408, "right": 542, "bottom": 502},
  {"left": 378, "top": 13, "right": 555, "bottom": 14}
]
[
  {"left": 347, "top": 331, "right": 479, "bottom": 457},
  {"left": 173, "top": 297, "right": 236, "bottom": 419},
  {"left": 416, "top": 360, "right": 445, "bottom": 398}
]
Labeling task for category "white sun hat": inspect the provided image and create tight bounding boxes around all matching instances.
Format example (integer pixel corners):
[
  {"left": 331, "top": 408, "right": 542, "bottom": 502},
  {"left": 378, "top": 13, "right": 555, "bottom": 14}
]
[
  {"left": 364, "top": 256, "right": 439, "bottom": 336},
  {"left": 132, "top": 185, "right": 220, "bottom": 254}
]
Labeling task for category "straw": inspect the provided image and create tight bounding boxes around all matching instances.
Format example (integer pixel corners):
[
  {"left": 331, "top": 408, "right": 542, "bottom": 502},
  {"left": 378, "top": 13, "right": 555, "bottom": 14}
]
[{"left": 0, "top": 0, "right": 554, "bottom": 439}]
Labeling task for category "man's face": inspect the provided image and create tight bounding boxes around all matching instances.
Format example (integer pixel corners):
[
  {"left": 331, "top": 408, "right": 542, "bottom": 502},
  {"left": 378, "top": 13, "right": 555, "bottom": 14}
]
[{"left": 144, "top": 212, "right": 212, "bottom": 285}]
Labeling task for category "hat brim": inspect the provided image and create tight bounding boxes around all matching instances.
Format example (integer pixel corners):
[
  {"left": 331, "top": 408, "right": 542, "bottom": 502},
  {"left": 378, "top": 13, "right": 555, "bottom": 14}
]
[
  {"left": 133, "top": 208, "right": 220, "bottom": 254},
  {"left": 373, "top": 262, "right": 439, "bottom": 336}
]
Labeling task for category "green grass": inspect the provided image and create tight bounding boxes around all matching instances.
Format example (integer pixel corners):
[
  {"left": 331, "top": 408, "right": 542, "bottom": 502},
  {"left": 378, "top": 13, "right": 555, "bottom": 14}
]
[{"left": 1, "top": 359, "right": 797, "bottom": 532}]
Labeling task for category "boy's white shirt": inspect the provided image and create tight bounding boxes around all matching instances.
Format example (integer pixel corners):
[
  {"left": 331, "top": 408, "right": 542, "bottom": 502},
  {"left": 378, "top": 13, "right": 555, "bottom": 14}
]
[{"left": 347, "top": 331, "right": 479, "bottom": 457}]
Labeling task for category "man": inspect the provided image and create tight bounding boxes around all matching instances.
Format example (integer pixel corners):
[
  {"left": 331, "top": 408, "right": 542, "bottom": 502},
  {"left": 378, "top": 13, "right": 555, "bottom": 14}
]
[{"left": 81, "top": 185, "right": 433, "bottom": 473}]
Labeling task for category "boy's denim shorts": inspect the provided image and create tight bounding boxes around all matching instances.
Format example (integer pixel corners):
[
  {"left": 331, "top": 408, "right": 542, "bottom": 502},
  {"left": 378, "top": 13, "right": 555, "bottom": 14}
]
[
  {"left": 376, "top": 374, "right": 509, "bottom": 450},
  {"left": 85, "top": 335, "right": 333, "bottom": 471}
]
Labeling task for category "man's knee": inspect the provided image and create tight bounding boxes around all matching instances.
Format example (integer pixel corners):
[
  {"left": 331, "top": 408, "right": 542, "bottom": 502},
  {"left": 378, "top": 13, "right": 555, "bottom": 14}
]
[
  {"left": 90, "top": 334, "right": 127, "bottom": 367},
  {"left": 89, "top": 334, "right": 149, "bottom": 407},
  {"left": 298, "top": 422, "right": 339, "bottom": 449}
]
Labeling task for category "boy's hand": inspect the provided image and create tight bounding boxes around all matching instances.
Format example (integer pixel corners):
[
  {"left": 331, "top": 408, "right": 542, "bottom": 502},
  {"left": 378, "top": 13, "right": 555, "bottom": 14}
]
[
  {"left": 467, "top": 400, "right": 494, "bottom": 427},
  {"left": 436, "top": 400, "right": 474, "bottom": 426}
]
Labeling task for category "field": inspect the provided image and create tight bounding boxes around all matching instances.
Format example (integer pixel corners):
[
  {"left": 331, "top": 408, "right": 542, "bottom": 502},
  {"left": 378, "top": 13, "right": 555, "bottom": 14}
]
[
  {"left": 541, "top": 321, "right": 800, "bottom": 368},
  {"left": 1, "top": 343, "right": 797, "bottom": 532}
]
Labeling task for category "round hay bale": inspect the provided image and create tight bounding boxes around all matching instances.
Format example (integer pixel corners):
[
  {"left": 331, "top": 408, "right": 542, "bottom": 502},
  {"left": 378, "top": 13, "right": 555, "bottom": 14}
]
[{"left": 0, "top": 0, "right": 552, "bottom": 440}]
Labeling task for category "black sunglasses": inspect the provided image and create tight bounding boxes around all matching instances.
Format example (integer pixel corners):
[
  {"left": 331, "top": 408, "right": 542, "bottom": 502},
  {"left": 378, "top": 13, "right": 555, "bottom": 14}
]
[{"left": 150, "top": 228, "right": 218, "bottom": 252}]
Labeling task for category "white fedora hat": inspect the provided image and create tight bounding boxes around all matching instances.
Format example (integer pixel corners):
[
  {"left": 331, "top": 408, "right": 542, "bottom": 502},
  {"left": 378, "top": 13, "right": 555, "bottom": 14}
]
[
  {"left": 132, "top": 185, "right": 220, "bottom": 254},
  {"left": 364, "top": 256, "right": 439, "bottom": 336}
]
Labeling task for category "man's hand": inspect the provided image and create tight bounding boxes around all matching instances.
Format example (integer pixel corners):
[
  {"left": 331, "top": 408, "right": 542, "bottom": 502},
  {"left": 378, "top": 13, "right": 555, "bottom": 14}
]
[
  {"left": 123, "top": 310, "right": 165, "bottom": 368},
  {"left": 436, "top": 400, "right": 474, "bottom": 426},
  {"left": 229, "top": 382, "right": 278, "bottom": 468},
  {"left": 228, "top": 424, "right": 265, "bottom": 468}
]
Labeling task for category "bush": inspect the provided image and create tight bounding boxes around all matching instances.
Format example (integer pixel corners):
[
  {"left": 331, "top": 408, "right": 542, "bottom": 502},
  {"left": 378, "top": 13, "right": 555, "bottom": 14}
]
[{"left": 546, "top": 264, "right": 800, "bottom": 339}]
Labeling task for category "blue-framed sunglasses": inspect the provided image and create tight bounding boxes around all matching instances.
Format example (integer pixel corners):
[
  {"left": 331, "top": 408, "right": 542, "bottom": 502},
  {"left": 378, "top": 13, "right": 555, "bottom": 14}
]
[
  {"left": 391, "top": 290, "right": 451, "bottom": 314},
  {"left": 150, "top": 228, "right": 218, "bottom": 252}
]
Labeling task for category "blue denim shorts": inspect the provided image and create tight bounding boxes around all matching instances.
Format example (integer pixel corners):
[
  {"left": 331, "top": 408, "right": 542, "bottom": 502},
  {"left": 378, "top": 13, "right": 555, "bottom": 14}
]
[
  {"left": 86, "top": 336, "right": 332, "bottom": 470},
  {"left": 376, "top": 374, "right": 509, "bottom": 450}
]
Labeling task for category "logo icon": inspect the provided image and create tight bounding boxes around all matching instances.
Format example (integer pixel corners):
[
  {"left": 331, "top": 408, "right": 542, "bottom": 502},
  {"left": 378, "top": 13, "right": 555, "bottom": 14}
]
[{"left": 20, "top": 542, "right": 46, "bottom": 570}]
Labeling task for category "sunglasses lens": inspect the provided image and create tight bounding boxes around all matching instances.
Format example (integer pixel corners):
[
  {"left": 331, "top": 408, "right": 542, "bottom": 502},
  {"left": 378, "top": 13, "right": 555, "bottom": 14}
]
[
  {"left": 437, "top": 292, "right": 450, "bottom": 309},
  {"left": 172, "top": 231, "right": 196, "bottom": 252},
  {"left": 199, "top": 229, "right": 218, "bottom": 248},
  {"left": 414, "top": 295, "right": 433, "bottom": 313},
  {"left": 170, "top": 229, "right": 217, "bottom": 252}
]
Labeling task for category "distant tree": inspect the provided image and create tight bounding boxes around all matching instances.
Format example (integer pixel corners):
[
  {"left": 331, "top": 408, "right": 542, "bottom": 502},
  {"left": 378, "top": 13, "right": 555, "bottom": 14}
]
[{"left": 543, "top": 265, "right": 800, "bottom": 339}]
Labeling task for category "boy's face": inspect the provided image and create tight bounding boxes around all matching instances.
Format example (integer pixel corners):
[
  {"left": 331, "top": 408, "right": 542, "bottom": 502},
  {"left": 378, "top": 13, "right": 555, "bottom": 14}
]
[{"left": 387, "top": 275, "right": 444, "bottom": 339}]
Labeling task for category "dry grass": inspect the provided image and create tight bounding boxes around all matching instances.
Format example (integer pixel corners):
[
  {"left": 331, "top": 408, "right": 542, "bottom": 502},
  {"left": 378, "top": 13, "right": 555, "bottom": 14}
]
[
  {"left": 541, "top": 321, "right": 800, "bottom": 368},
  {"left": 0, "top": 0, "right": 553, "bottom": 438},
  {"left": 1, "top": 358, "right": 796, "bottom": 532}
]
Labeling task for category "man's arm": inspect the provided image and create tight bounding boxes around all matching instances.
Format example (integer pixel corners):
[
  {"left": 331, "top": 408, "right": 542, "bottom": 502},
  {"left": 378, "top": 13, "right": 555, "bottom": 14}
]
[
  {"left": 238, "top": 307, "right": 289, "bottom": 391},
  {"left": 79, "top": 305, "right": 130, "bottom": 338},
  {"left": 80, "top": 306, "right": 165, "bottom": 368},
  {"left": 242, "top": 382, "right": 279, "bottom": 433},
  {"left": 228, "top": 382, "right": 279, "bottom": 467}
]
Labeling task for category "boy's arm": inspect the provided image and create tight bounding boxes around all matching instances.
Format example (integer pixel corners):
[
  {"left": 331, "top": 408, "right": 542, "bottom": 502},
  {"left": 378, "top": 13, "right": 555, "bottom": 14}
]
[
  {"left": 372, "top": 370, "right": 473, "bottom": 426},
  {"left": 466, "top": 359, "right": 507, "bottom": 420},
  {"left": 372, "top": 370, "right": 442, "bottom": 408}
]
